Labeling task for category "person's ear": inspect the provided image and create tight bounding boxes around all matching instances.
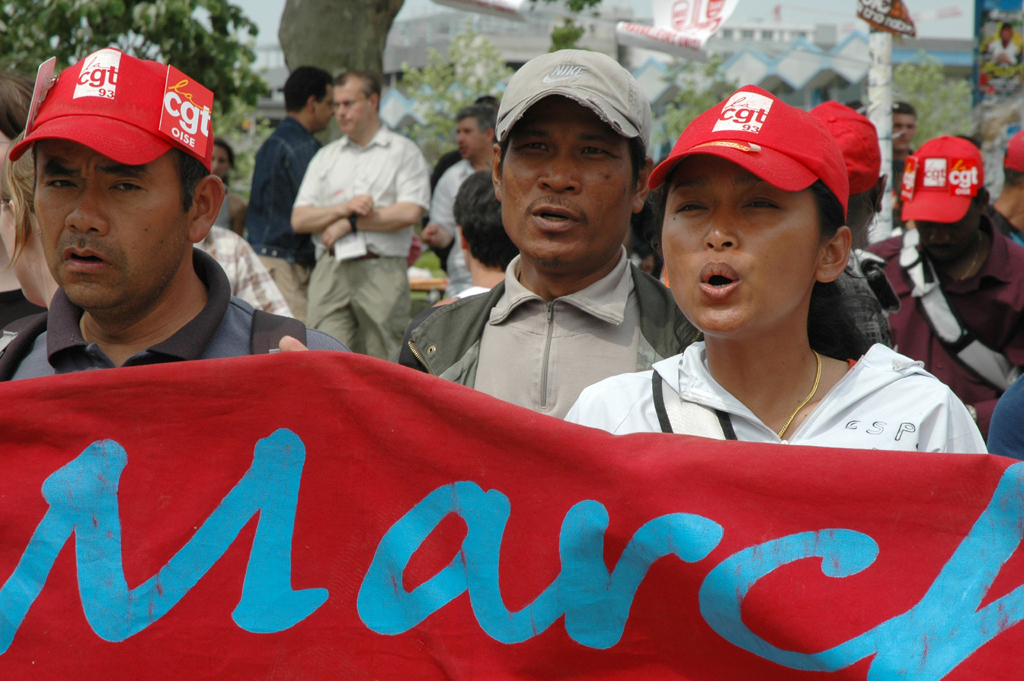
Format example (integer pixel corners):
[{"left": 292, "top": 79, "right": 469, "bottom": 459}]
[
  {"left": 186, "top": 175, "right": 225, "bottom": 244},
  {"left": 459, "top": 226, "right": 470, "bottom": 251},
  {"left": 492, "top": 142, "right": 503, "bottom": 202},
  {"left": 632, "top": 157, "right": 654, "bottom": 213},
  {"left": 486, "top": 129, "right": 495, "bottom": 144},
  {"left": 305, "top": 94, "right": 318, "bottom": 113},
  {"left": 816, "top": 225, "right": 852, "bottom": 284}
]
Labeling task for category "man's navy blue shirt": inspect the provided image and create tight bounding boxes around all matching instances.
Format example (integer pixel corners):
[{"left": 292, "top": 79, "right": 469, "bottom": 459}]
[{"left": 246, "top": 116, "right": 320, "bottom": 266}]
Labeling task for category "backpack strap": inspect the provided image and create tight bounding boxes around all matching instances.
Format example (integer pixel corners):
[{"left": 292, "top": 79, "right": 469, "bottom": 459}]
[
  {"left": 0, "top": 312, "right": 49, "bottom": 381},
  {"left": 651, "top": 370, "right": 736, "bottom": 440},
  {"left": 900, "top": 230, "right": 1021, "bottom": 392},
  {"left": 250, "top": 310, "right": 307, "bottom": 355}
]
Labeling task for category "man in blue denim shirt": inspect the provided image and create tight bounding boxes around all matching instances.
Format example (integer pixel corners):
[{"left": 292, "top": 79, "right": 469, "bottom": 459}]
[{"left": 247, "top": 67, "right": 335, "bottom": 322}]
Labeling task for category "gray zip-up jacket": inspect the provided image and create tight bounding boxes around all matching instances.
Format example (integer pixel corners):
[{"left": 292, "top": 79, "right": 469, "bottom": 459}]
[{"left": 395, "top": 263, "right": 700, "bottom": 390}]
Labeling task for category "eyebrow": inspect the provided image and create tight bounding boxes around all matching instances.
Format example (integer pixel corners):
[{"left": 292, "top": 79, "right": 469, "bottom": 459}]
[{"left": 41, "top": 159, "right": 149, "bottom": 178}]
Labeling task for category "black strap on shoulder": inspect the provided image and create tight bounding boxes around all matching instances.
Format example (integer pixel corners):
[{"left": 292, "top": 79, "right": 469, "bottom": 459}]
[
  {"left": 250, "top": 310, "right": 307, "bottom": 355},
  {"left": 651, "top": 371, "right": 673, "bottom": 434},
  {"left": 0, "top": 312, "right": 49, "bottom": 381},
  {"left": 715, "top": 410, "right": 738, "bottom": 440}
]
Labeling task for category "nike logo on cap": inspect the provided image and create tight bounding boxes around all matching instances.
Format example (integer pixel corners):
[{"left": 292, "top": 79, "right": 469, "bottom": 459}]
[{"left": 542, "top": 65, "right": 586, "bottom": 84}]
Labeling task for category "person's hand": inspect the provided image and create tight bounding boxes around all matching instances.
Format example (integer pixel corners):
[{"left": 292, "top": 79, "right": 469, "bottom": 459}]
[
  {"left": 322, "top": 218, "right": 351, "bottom": 250},
  {"left": 345, "top": 194, "right": 374, "bottom": 217},
  {"left": 279, "top": 336, "right": 309, "bottom": 352},
  {"left": 421, "top": 223, "right": 454, "bottom": 248}
]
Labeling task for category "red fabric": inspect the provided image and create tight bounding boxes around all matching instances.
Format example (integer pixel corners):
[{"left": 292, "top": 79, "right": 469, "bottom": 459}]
[
  {"left": 900, "top": 136, "right": 983, "bottom": 224},
  {"left": 0, "top": 352, "right": 1022, "bottom": 679},
  {"left": 649, "top": 85, "right": 850, "bottom": 215},
  {"left": 810, "top": 101, "right": 882, "bottom": 195}
]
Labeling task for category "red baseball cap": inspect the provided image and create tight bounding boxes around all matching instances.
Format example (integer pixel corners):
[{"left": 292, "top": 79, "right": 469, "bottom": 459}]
[
  {"left": 900, "top": 136, "right": 983, "bottom": 224},
  {"left": 10, "top": 48, "right": 215, "bottom": 172},
  {"left": 810, "top": 101, "right": 881, "bottom": 195},
  {"left": 650, "top": 85, "right": 849, "bottom": 217},
  {"left": 1004, "top": 129, "right": 1024, "bottom": 172}
]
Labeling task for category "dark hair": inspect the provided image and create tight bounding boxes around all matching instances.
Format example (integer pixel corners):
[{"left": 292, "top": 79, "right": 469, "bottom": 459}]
[
  {"left": 1005, "top": 166, "right": 1024, "bottom": 188},
  {"left": 0, "top": 73, "right": 32, "bottom": 140},
  {"left": 336, "top": 70, "right": 381, "bottom": 100},
  {"left": 893, "top": 101, "right": 916, "bottom": 117},
  {"left": 172, "top": 148, "right": 210, "bottom": 212},
  {"left": 284, "top": 66, "right": 333, "bottom": 112},
  {"left": 807, "top": 180, "right": 872, "bottom": 361},
  {"left": 213, "top": 137, "right": 235, "bottom": 166},
  {"left": 498, "top": 133, "right": 646, "bottom": 188},
  {"left": 454, "top": 170, "right": 518, "bottom": 270},
  {"left": 456, "top": 104, "right": 497, "bottom": 133},
  {"left": 475, "top": 95, "right": 500, "bottom": 110}
]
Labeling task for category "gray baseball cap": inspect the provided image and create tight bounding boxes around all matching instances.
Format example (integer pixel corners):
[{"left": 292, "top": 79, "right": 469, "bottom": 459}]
[{"left": 495, "top": 50, "right": 652, "bottom": 152}]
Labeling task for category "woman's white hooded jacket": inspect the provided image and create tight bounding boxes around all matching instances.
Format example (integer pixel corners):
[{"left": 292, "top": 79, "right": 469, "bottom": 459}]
[{"left": 566, "top": 342, "right": 987, "bottom": 453}]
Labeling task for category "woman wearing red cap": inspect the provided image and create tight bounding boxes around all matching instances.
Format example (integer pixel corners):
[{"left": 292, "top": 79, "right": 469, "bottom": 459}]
[{"left": 566, "top": 87, "right": 985, "bottom": 453}]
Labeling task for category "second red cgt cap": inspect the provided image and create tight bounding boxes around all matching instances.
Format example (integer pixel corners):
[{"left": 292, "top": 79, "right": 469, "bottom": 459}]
[
  {"left": 810, "top": 101, "right": 881, "bottom": 195},
  {"left": 900, "top": 136, "right": 983, "bottom": 224},
  {"left": 10, "top": 48, "right": 215, "bottom": 172},
  {"left": 650, "top": 85, "right": 850, "bottom": 217}
]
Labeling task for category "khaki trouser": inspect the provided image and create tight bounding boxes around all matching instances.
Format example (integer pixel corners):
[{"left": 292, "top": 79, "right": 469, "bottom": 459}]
[
  {"left": 258, "top": 256, "right": 311, "bottom": 323},
  {"left": 307, "top": 255, "right": 410, "bottom": 359}
]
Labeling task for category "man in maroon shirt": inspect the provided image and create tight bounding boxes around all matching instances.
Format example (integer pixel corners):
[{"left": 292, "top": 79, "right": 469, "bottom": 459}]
[{"left": 870, "top": 136, "right": 1024, "bottom": 438}]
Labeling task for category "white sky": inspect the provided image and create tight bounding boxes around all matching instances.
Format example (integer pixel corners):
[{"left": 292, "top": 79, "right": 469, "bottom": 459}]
[{"left": 233, "top": 0, "right": 976, "bottom": 49}]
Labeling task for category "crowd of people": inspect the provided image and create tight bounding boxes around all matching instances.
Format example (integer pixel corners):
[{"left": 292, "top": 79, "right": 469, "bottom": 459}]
[{"left": 1, "top": 46, "right": 1023, "bottom": 459}]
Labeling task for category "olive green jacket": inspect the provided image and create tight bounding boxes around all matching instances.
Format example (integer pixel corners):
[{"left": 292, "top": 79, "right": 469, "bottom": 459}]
[{"left": 396, "top": 264, "right": 700, "bottom": 387}]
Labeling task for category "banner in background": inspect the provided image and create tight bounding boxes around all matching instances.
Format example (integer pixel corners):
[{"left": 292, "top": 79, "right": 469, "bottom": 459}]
[
  {"left": 856, "top": 0, "right": 917, "bottom": 37},
  {"left": 1, "top": 353, "right": 1024, "bottom": 679},
  {"left": 616, "top": 0, "right": 739, "bottom": 58},
  {"left": 978, "top": 4, "right": 1024, "bottom": 98}
]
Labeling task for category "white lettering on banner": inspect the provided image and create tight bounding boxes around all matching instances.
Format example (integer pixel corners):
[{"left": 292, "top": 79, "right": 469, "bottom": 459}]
[
  {"left": 162, "top": 91, "right": 211, "bottom": 149},
  {"left": 73, "top": 49, "right": 121, "bottom": 100},
  {"left": 712, "top": 91, "right": 773, "bottom": 133},
  {"left": 923, "top": 158, "right": 947, "bottom": 187}
]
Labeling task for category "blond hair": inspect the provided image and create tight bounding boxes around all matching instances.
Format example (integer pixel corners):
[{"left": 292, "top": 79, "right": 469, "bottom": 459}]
[{"left": 1, "top": 132, "right": 36, "bottom": 264}]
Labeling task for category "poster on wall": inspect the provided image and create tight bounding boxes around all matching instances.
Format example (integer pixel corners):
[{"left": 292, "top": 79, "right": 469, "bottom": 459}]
[{"left": 978, "top": 3, "right": 1024, "bottom": 98}]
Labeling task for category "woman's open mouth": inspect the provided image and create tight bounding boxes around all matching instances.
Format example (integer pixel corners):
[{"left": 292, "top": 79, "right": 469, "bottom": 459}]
[{"left": 699, "top": 262, "right": 741, "bottom": 300}]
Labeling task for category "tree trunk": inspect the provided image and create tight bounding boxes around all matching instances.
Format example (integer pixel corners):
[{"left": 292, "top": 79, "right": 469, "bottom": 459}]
[{"left": 279, "top": 0, "right": 404, "bottom": 78}]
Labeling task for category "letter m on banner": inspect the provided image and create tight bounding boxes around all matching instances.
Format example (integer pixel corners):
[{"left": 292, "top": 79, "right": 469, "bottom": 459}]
[{"left": 0, "top": 429, "right": 326, "bottom": 652}]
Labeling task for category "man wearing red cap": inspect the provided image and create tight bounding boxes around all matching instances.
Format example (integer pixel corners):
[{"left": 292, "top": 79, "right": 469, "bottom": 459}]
[
  {"left": 870, "top": 135, "right": 1024, "bottom": 438},
  {"left": 0, "top": 49, "right": 345, "bottom": 380},
  {"left": 810, "top": 101, "right": 897, "bottom": 349},
  {"left": 990, "top": 129, "right": 1024, "bottom": 246}
]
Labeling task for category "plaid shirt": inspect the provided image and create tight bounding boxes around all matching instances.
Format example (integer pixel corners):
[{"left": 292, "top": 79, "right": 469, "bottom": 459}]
[{"left": 196, "top": 227, "right": 292, "bottom": 317}]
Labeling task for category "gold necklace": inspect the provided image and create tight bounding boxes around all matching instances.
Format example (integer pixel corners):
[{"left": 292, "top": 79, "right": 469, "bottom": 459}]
[{"left": 776, "top": 350, "right": 822, "bottom": 440}]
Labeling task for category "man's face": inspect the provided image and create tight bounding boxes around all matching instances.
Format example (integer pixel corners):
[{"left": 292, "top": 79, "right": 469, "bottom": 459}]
[
  {"left": 34, "top": 140, "right": 194, "bottom": 319},
  {"left": 457, "top": 117, "right": 494, "bottom": 167},
  {"left": 493, "top": 96, "right": 649, "bottom": 290},
  {"left": 1002, "top": 26, "right": 1013, "bottom": 46},
  {"left": 310, "top": 84, "right": 334, "bottom": 132},
  {"left": 893, "top": 114, "right": 917, "bottom": 157},
  {"left": 915, "top": 198, "right": 985, "bottom": 263},
  {"left": 334, "top": 78, "right": 377, "bottom": 138}
]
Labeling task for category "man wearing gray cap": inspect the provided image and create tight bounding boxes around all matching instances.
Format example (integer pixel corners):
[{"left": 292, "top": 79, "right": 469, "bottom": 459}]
[{"left": 396, "top": 50, "right": 698, "bottom": 419}]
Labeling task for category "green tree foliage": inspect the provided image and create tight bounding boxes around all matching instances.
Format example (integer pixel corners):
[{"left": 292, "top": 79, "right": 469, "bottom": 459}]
[
  {"left": 550, "top": 18, "right": 586, "bottom": 51},
  {"left": 893, "top": 51, "right": 973, "bottom": 145},
  {"left": 0, "top": 0, "right": 266, "bottom": 110},
  {"left": 401, "top": 27, "right": 511, "bottom": 165},
  {"left": 657, "top": 55, "right": 736, "bottom": 149}
]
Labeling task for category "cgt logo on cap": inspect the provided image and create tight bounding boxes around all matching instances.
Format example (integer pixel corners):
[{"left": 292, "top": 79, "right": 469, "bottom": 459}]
[
  {"left": 74, "top": 48, "right": 121, "bottom": 100},
  {"left": 158, "top": 65, "right": 213, "bottom": 158},
  {"left": 712, "top": 91, "right": 773, "bottom": 134}
]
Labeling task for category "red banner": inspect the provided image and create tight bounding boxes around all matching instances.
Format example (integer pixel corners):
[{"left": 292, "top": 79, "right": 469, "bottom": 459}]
[{"left": 1, "top": 353, "right": 1023, "bottom": 679}]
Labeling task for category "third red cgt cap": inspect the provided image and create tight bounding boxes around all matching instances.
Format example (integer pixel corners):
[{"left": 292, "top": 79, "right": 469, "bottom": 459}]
[
  {"left": 900, "top": 136, "right": 983, "bottom": 224},
  {"left": 650, "top": 85, "right": 850, "bottom": 216},
  {"left": 810, "top": 101, "right": 881, "bottom": 195}
]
